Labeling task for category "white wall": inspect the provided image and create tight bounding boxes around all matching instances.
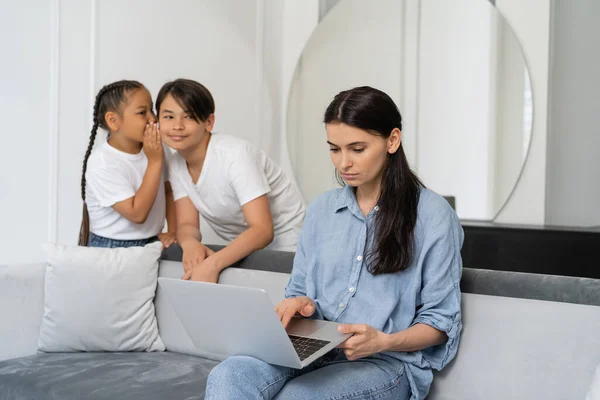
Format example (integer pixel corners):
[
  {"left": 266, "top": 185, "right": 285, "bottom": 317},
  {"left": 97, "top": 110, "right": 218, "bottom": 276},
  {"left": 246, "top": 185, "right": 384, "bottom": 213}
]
[
  {"left": 0, "top": 0, "right": 55, "bottom": 264},
  {"left": 545, "top": 0, "right": 600, "bottom": 227},
  {"left": 57, "top": 0, "right": 94, "bottom": 249},
  {"left": 279, "top": 0, "right": 319, "bottom": 194}
]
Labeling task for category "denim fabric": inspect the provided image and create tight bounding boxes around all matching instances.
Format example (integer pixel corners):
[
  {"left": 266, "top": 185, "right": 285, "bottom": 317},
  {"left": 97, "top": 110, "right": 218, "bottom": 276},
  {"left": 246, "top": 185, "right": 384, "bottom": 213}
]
[
  {"left": 87, "top": 233, "right": 158, "bottom": 249},
  {"left": 282, "top": 186, "right": 464, "bottom": 400},
  {"left": 205, "top": 349, "right": 410, "bottom": 400}
]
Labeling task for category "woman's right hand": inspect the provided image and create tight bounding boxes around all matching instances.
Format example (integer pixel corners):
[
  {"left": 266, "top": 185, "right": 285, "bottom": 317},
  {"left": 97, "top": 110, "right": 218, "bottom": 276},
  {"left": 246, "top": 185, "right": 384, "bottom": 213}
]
[
  {"left": 181, "top": 240, "right": 214, "bottom": 280},
  {"left": 144, "top": 122, "right": 163, "bottom": 164},
  {"left": 275, "top": 296, "right": 316, "bottom": 329}
]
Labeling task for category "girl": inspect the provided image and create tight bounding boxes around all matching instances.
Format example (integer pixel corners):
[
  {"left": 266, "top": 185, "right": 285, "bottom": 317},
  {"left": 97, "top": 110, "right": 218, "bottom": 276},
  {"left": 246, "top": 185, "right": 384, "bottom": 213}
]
[
  {"left": 204, "top": 86, "right": 463, "bottom": 400},
  {"left": 156, "top": 79, "right": 305, "bottom": 282},
  {"left": 79, "top": 80, "right": 176, "bottom": 249}
]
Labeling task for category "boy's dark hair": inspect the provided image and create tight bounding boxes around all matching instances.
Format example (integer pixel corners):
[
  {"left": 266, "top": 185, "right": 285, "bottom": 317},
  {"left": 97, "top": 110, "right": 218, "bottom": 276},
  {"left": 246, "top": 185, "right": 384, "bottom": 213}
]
[{"left": 156, "top": 78, "right": 215, "bottom": 123}]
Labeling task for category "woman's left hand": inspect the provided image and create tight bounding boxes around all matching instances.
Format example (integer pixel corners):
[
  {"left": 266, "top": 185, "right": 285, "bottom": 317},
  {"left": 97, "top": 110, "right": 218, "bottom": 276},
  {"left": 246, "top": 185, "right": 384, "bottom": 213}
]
[
  {"left": 190, "top": 256, "right": 221, "bottom": 283},
  {"left": 337, "top": 324, "right": 389, "bottom": 360}
]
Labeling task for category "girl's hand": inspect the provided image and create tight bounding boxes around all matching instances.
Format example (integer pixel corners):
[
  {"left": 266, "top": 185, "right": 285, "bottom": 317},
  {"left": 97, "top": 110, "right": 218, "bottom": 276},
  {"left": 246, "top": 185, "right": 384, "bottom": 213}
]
[
  {"left": 336, "top": 324, "right": 389, "bottom": 360},
  {"left": 181, "top": 241, "right": 214, "bottom": 280},
  {"left": 144, "top": 123, "right": 163, "bottom": 164},
  {"left": 158, "top": 232, "right": 176, "bottom": 249},
  {"left": 275, "top": 296, "right": 316, "bottom": 329}
]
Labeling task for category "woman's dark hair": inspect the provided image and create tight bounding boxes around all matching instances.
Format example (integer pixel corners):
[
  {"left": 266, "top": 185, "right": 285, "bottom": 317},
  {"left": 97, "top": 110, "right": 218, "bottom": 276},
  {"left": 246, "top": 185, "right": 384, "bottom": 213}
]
[
  {"left": 156, "top": 78, "right": 215, "bottom": 123},
  {"left": 324, "top": 86, "right": 423, "bottom": 275},
  {"left": 78, "top": 80, "right": 144, "bottom": 246}
]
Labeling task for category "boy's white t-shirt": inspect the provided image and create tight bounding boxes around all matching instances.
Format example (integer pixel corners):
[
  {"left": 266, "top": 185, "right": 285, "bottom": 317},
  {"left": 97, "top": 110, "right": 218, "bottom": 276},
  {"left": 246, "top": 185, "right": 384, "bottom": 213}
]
[
  {"left": 167, "top": 133, "right": 305, "bottom": 251},
  {"left": 85, "top": 141, "right": 166, "bottom": 240}
]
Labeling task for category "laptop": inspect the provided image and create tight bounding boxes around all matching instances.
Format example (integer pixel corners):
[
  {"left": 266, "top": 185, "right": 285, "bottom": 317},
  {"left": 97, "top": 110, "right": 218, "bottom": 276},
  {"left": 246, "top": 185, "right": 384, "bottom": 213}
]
[{"left": 157, "top": 277, "right": 352, "bottom": 369}]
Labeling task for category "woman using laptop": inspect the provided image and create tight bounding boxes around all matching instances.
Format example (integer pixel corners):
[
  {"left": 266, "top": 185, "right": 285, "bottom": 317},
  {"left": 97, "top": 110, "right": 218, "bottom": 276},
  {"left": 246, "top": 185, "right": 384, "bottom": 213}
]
[{"left": 204, "top": 86, "right": 463, "bottom": 400}]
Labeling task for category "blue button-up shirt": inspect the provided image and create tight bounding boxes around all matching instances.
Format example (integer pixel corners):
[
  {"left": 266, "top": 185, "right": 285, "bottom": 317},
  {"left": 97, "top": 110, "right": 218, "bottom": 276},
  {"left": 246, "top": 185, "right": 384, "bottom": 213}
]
[{"left": 285, "top": 185, "right": 463, "bottom": 400}]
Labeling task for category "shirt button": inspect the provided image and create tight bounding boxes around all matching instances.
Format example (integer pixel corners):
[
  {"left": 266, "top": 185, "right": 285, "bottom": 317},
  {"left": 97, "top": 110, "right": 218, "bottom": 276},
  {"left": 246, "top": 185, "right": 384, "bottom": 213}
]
[
  {"left": 357, "top": 255, "right": 363, "bottom": 261},
  {"left": 349, "top": 287, "right": 356, "bottom": 293},
  {"left": 374, "top": 206, "right": 380, "bottom": 211},
  {"left": 339, "top": 303, "right": 345, "bottom": 308}
]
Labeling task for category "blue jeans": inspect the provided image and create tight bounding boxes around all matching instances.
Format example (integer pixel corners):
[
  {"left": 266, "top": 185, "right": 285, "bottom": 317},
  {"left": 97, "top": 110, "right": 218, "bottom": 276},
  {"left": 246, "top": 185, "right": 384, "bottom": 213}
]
[
  {"left": 205, "top": 349, "right": 410, "bottom": 400},
  {"left": 87, "top": 232, "right": 158, "bottom": 248}
]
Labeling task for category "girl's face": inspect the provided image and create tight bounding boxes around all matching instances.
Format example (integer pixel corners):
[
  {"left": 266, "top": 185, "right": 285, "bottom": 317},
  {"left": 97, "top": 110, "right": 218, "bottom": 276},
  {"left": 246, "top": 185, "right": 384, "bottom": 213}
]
[
  {"left": 110, "top": 88, "right": 156, "bottom": 142},
  {"left": 159, "top": 94, "right": 214, "bottom": 151},
  {"left": 326, "top": 123, "right": 400, "bottom": 188}
]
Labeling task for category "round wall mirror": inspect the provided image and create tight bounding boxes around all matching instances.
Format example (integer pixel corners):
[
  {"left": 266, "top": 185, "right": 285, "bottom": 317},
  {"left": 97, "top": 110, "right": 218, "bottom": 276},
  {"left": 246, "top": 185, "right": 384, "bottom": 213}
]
[{"left": 286, "top": 0, "right": 533, "bottom": 220}]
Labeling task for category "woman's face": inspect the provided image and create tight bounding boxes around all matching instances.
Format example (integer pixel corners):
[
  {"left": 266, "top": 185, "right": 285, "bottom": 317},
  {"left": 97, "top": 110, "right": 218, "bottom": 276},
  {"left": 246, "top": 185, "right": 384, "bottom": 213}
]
[
  {"left": 159, "top": 94, "right": 213, "bottom": 151},
  {"left": 326, "top": 123, "right": 400, "bottom": 188}
]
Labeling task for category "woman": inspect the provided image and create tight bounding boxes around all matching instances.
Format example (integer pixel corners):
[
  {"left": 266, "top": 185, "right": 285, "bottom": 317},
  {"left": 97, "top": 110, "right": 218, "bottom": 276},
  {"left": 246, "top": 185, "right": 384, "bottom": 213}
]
[
  {"left": 204, "top": 86, "right": 463, "bottom": 400},
  {"left": 157, "top": 79, "right": 305, "bottom": 282}
]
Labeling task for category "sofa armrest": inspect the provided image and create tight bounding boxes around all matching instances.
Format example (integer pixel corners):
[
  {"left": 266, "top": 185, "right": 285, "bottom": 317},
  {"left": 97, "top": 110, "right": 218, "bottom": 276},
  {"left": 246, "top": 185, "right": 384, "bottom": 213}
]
[{"left": 0, "top": 263, "right": 46, "bottom": 361}]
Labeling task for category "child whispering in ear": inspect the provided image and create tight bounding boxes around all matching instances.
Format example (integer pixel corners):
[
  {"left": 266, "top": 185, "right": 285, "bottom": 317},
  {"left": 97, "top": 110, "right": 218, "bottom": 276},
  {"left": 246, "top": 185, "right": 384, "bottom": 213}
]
[{"left": 78, "top": 80, "right": 176, "bottom": 249}]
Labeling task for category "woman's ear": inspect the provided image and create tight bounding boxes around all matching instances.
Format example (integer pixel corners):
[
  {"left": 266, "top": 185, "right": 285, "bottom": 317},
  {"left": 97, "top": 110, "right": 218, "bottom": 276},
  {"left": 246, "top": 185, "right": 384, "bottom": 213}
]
[
  {"left": 105, "top": 111, "right": 120, "bottom": 132},
  {"left": 205, "top": 113, "right": 216, "bottom": 132},
  {"left": 388, "top": 128, "right": 402, "bottom": 154}
]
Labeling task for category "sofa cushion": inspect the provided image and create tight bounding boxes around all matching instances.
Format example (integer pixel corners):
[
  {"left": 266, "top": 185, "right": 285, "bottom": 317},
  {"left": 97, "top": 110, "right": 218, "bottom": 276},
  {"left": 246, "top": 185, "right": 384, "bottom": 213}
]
[
  {"left": 38, "top": 243, "right": 165, "bottom": 353},
  {"left": 430, "top": 293, "right": 600, "bottom": 400},
  {"left": 0, "top": 352, "right": 218, "bottom": 400}
]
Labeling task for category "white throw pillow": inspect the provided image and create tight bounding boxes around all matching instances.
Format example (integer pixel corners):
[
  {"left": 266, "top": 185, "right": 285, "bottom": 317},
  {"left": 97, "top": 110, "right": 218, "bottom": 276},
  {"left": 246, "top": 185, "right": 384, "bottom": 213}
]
[{"left": 37, "top": 242, "right": 165, "bottom": 352}]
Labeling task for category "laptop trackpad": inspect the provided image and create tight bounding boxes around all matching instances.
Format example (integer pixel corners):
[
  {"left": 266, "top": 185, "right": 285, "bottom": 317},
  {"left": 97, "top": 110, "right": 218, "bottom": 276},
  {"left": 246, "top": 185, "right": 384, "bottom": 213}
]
[{"left": 286, "top": 317, "right": 332, "bottom": 337}]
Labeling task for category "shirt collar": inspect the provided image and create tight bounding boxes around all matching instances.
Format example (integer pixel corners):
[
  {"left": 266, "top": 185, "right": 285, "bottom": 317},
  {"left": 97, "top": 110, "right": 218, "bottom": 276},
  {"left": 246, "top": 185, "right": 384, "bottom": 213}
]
[
  {"left": 334, "top": 184, "right": 367, "bottom": 219},
  {"left": 334, "top": 185, "right": 384, "bottom": 224},
  {"left": 333, "top": 185, "right": 351, "bottom": 212}
]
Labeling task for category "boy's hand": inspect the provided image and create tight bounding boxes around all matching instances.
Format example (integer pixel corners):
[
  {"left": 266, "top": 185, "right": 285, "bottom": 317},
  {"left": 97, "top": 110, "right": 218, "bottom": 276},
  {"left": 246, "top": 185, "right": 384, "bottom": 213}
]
[{"left": 181, "top": 241, "right": 215, "bottom": 280}]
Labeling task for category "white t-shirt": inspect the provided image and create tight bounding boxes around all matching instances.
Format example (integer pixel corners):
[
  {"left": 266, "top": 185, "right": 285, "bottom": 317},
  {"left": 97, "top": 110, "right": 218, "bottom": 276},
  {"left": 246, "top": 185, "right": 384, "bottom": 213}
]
[
  {"left": 167, "top": 133, "right": 305, "bottom": 251},
  {"left": 85, "top": 141, "right": 166, "bottom": 240}
]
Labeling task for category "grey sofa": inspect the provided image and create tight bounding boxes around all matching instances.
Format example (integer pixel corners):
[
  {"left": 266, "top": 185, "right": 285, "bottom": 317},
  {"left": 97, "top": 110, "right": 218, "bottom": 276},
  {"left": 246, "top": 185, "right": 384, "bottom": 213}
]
[{"left": 1, "top": 245, "right": 599, "bottom": 399}]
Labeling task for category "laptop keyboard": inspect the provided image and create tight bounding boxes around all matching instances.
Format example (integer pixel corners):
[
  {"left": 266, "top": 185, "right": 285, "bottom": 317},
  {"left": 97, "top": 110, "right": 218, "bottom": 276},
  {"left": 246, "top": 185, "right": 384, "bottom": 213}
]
[{"left": 288, "top": 335, "right": 331, "bottom": 361}]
